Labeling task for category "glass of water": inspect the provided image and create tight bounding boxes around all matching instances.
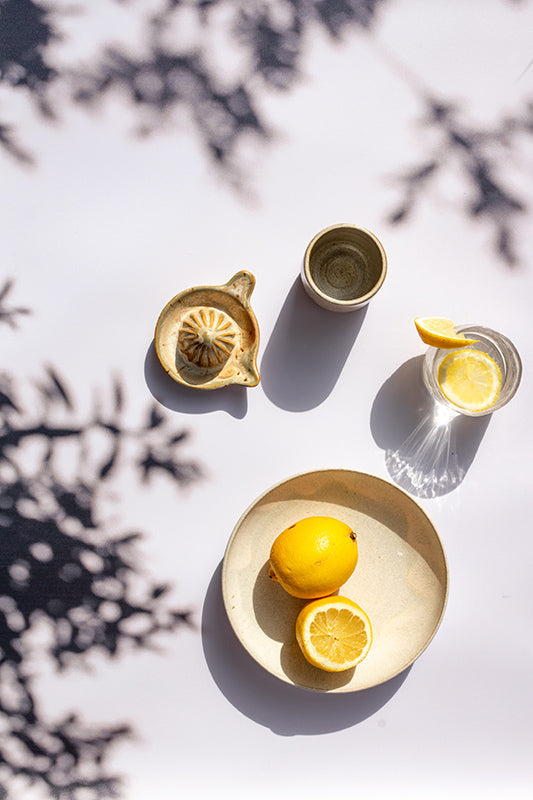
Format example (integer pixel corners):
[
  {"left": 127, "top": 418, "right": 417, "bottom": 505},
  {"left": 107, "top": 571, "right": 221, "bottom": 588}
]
[{"left": 422, "top": 324, "right": 522, "bottom": 417}]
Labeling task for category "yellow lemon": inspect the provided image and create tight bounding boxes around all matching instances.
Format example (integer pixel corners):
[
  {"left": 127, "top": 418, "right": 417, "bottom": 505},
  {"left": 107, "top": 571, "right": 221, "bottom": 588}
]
[
  {"left": 438, "top": 347, "right": 502, "bottom": 412},
  {"left": 269, "top": 516, "right": 358, "bottom": 599},
  {"left": 414, "top": 317, "right": 477, "bottom": 349},
  {"left": 296, "top": 595, "right": 372, "bottom": 672}
]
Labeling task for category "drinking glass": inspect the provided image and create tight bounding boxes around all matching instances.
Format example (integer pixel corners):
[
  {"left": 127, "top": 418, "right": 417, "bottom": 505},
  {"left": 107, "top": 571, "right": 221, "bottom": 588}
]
[{"left": 422, "top": 324, "right": 522, "bottom": 417}]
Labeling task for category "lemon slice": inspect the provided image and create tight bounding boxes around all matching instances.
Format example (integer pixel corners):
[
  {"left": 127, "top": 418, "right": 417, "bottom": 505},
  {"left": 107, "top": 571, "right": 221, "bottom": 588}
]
[
  {"left": 295, "top": 596, "right": 372, "bottom": 672},
  {"left": 414, "top": 317, "right": 476, "bottom": 349},
  {"left": 438, "top": 348, "right": 502, "bottom": 412}
]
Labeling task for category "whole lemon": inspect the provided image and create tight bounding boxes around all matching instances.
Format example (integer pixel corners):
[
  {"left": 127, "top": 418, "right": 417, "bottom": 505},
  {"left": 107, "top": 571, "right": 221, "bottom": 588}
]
[{"left": 268, "top": 516, "right": 358, "bottom": 599}]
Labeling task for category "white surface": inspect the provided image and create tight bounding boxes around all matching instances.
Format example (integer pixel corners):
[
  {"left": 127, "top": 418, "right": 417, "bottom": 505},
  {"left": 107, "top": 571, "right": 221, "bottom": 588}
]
[{"left": 2, "top": 1, "right": 533, "bottom": 798}]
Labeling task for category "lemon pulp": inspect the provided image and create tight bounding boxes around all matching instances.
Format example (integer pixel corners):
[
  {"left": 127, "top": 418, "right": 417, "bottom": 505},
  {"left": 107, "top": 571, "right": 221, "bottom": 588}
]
[
  {"left": 295, "top": 596, "right": 372, "bottom": 672},
  {"left": 438, "top": 348, "right": 502, "bottom": 412}
]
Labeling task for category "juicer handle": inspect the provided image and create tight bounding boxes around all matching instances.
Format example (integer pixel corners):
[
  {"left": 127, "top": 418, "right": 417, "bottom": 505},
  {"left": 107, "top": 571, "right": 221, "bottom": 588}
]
[{"left": 224, "top": 271, "right": 256, "bottom": 307}]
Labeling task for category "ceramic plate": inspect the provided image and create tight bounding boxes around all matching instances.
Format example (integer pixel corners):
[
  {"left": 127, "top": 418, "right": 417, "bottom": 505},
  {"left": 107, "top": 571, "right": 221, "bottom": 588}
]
[{"left": 222, "top": 469, "right": 448, "bottom": 692}]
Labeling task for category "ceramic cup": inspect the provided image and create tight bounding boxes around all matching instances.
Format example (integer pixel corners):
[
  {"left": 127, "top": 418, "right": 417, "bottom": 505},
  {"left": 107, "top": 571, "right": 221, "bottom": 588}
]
[{"left": 301, "top": 224, "right": 387, "bottom": 312}]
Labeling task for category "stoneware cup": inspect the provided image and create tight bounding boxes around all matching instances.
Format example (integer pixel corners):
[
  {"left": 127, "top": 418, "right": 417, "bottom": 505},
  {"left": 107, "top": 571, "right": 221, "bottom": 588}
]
[{"left": 301, "top": 224, "right": 387, "bottom": 312}]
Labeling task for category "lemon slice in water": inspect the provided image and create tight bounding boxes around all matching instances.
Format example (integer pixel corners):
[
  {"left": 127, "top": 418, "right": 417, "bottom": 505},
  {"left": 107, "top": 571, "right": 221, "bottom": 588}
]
[
  {"left": 438, "top": 348, "right": 502, "bottom": 412},
  {"left": 415, "top": 317, "right": 477, "bottom": 349}
]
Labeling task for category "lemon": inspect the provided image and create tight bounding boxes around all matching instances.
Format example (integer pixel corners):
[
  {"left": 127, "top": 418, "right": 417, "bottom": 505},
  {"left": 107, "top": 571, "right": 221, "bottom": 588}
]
[
  {"left": 414, "top": 317, "right": 477, "bottom": 349},
  {"left": 296, "top": 595, "right": 372, "bottom": 672},
  {"left": 269, "top": 516, "right": 358, "bottom": 599},
  {"left": 438, "top": 348, "right": 502, "bottom": 412}
]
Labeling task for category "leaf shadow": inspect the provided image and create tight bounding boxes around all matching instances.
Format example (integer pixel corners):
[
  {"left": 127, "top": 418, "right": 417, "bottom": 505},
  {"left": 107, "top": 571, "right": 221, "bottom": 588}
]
[{"left": 0, "top": 346, "right": 199, "bottom": 799}]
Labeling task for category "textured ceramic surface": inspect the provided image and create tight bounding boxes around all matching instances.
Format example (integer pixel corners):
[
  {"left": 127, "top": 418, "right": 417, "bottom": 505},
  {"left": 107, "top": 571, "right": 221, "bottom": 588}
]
[
  {"left": 222, "top": 469, "right": 448, "bottom": 692},
  {"left": 302, "top": 224, "right": 387, "bottom": 312},
  {"left": 155, "top": 271, "right": 260, "bottom": 389}
]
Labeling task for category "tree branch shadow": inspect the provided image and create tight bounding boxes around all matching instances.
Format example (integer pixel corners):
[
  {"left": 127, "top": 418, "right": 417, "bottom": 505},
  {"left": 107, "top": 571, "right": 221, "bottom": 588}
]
[
  {"left": 1, "top": 1, "right": 531, "bottom": 261},
  {"left": 386, "top": 96, "right": 532, "bottom": 266},
  {"left": 1, "top": 280, "right": 201, "bottom": 800},
  {"left": 0, "top": 0, "right": 386, "bottom": 180}
]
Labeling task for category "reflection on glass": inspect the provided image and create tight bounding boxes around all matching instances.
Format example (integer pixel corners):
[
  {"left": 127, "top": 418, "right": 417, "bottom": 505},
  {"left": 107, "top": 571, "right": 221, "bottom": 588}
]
[
  {"left": 386, "top": 404, "right": 463, "bottom": 499},
  {"left": 386, "top": 323, "right": 520, "bottom": 498}
]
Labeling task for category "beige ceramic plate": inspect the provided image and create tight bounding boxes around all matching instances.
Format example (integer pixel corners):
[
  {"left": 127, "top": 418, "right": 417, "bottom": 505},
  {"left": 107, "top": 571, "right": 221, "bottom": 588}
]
[{"left": 222, "top": 469, "right": 448, "bottom": 692}]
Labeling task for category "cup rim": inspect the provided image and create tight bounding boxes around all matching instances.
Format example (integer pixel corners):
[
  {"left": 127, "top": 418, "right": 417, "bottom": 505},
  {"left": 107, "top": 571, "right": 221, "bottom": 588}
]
[{"left": 303, "top": 223, "right": 387, "bottom": 308}]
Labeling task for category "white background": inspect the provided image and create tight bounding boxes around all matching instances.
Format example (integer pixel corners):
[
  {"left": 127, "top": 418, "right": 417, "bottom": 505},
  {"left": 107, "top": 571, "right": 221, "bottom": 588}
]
[{"left": 2, "top": 1, "right": 533, "bottom": 798}]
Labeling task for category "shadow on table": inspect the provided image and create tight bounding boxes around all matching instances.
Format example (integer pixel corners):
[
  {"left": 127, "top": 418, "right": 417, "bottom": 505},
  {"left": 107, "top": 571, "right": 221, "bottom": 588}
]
[
  {"left": 371, "top": 356, "right": 490, "bottom": 498},
  {"left": 201, "top": 562, "right": 409, "bottom": 735},
  {"left": 260, "top": 278, "right": 367, "bottom": 411},
  {"left": 144, "top": 340, "right": 248, "bottom": 418},
  {"left": 1, "top": 1, "right": 530, "bottom": 267},
  {"left": 0, "top": 350, "right": 197, "bottom": 798}
]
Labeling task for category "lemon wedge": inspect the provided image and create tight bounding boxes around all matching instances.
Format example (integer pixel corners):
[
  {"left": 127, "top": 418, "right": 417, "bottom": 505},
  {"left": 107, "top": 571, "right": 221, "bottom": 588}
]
[
  {"left": 295, "top": 596, "right": 372, "bottom": 672},
  {"left": 414, "top": 317, "right": 477, "bottom": 349},
  {"left": 438, "top": 348, "right": 502, "bottom": 412}
]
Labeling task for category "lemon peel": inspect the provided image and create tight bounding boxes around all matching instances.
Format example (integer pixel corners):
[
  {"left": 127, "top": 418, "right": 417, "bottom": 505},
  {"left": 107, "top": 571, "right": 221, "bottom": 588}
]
[
  {"left": 269, "top": 516, "right": 358, "bottom": 599},
  {"left": 414, "top": 317, "right": 477, "bottom": 349},
  {"left": 296, "top": 595, "right": 372, "bottom": 672}
]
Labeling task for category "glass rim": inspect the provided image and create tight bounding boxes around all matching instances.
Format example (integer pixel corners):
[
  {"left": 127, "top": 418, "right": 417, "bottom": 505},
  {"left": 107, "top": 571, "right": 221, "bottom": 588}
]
[{"left": 423, "top": 324, "right": 522, "bottom": 416}]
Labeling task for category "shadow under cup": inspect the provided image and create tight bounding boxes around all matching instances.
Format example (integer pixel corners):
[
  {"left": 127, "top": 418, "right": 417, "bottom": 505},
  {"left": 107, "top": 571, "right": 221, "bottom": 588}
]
[{"left": 301, "top": 224, "right": 387, "bottom": 312}]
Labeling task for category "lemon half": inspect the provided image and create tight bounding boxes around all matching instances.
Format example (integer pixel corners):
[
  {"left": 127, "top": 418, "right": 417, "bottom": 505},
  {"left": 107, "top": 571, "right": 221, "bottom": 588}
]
[
  {"left": 438, "top": 348, "right": 502, "bottom": 412},
  {"left": 296, "top": 596, "right": 372, "bottom": 672},
  {"left": 414, "top": 317, "right": 477, "bottom": 349}
]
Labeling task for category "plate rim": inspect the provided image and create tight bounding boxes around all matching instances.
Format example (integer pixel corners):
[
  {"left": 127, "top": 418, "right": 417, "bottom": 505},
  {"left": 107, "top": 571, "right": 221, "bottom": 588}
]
[{"left": 222, "top": 468, "right": 449, "bottom": 692}]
